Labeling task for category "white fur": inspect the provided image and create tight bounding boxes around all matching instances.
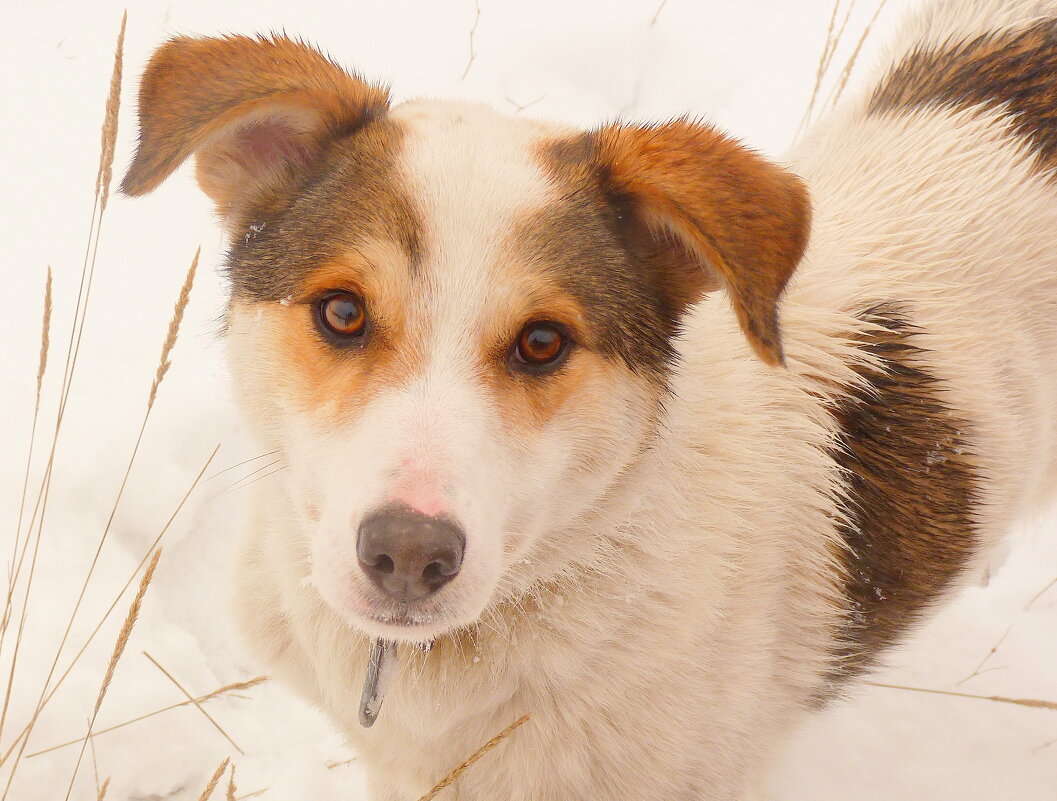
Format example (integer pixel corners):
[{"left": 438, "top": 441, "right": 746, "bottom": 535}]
[{"left": 227, "top": 3, "right": 1057, "bottom": 799}]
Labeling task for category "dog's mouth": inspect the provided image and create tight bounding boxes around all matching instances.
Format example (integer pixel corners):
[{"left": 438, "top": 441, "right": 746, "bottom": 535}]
[{"left": 357, "top": 603, "right": 445, "bottom": 635}]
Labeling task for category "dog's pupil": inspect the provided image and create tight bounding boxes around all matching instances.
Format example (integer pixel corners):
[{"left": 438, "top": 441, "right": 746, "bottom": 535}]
[
  {"left": 523, "top": 326, "right": 560, "bottom": 361},
  {"left": 328, "top": 295, "right": 363, "bottom": 333}
]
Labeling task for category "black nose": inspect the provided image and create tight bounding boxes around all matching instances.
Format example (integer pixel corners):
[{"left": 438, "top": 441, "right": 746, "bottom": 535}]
[{"left": 356, "top": 505, "right": 466, "bottom": 603}]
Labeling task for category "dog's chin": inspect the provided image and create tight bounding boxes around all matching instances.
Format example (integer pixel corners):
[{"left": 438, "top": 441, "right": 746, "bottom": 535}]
[
  {"left": 313, "top": 581, "right": 489, "bottom": 645},
  {"left": 347, "top": 607, "right": 460, "bottom": 644}
]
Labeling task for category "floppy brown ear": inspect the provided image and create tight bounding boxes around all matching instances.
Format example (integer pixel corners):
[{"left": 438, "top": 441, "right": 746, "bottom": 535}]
[
  {"left": 121, "top": 34, "right": 389, "bottom": 219},
  {"left": 594, "top": 119, "right": 810, "bottom": 366}
]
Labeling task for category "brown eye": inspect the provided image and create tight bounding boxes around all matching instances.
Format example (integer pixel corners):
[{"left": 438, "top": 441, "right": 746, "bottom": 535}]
[
  {"left": 512, "top": 322, "right": 569, "bottom": 374},
  {"left": 318, "top": 291, "right": 368, "bottom": 343}
]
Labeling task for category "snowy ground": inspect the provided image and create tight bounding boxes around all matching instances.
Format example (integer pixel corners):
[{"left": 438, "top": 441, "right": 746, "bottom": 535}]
[{"left": 2, "top": 0, "right": 1055, "bottom": 799}]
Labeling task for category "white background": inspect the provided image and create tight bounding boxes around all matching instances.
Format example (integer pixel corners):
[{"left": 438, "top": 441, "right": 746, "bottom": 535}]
[{"left": 1, "top": 1, "right": 1055, "bottom": 799}]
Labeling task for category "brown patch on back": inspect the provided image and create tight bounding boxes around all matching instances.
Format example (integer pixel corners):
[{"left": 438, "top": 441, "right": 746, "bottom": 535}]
[
  {"left": 826, "top": 305, "right": 980, "bottom": 685},
  {"left": 869, "top": 19, "right": 1057, "bottom": 173}
]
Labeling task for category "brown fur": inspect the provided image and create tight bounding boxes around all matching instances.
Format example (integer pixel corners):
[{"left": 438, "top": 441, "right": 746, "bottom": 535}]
[
  {"left": 590, "top": 120, "right": 812, "bottom": 366},
  {"left": 506, "top": 170, "right": 684, "bottom": 382},
  {"left": 225, "top": 115, "right": 417, "bottom": 304},
  {"left": 121, "top": 34, "right": 390, "bottom": 221},
  {"left": 869, "top": 20, "right": 1057, "bottom": 173},
  {"left": 827, "top": 305, "right": 980, "bottom": 682}
]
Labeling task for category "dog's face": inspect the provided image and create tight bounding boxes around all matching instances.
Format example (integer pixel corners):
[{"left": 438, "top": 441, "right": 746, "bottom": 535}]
[{"left": 123, "top": 35, "right": 809, "bottom": 643}]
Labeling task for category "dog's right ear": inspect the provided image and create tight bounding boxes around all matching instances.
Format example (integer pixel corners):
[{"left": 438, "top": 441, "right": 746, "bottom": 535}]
[{"left": 121, "top": 35, "right": 389, "bottom": 219}]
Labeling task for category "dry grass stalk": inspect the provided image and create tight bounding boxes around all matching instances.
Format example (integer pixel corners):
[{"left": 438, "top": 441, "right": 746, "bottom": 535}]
[
  {"left": 1027, "top": 575, "right": 1057, "bottom": 609},
  {"left": 210, "top": 458, "right": 284, "bottom": 500},
  {"left": 143, "top": 651, "right": 245, "bottom": 755},
  {"left": 96, "top": 11, "right": 126, "bottom": 213},
  {"left": 150, "top": 248, "right": 199, "bottom": 409},
  {"left": 36, "top": 268, "right": 52, "bottom": 403},
  {"left": 27, "top": 444, "right": 220, "bottom": 732},
  {"left": 60, "top": 549, "right": 162, "bottom": 801},
  {"left": 799, "top": 0, "right": 843, "bottom": 137},
  {"left": 831, "top": 0, "right": 889, "bottom": 107},
  {"left": 205, "top": 451, "right": 280, "bottom": 484},
  {"left": 88, "top": 717, "right": 101, "bottom": 796},
  {"left": 2, "top": 441, "right": 216, "bottom": 781},
  {"left": 0, "top": 10, "right": 126, "bottom": 763},
  {"left": 798, "top": 0, "right": 859, "bottom": 138},
  {"left": 26, "top": 676, "right": 268, "bottom": 758},
  {"left": 235, "top": 790, "right": 268, "bottom": 800},
  {"left": 416, "top": 714, "right": 530, "bottom": 801},
  {"left": 96, "top": 777, "right": 111, "bottom": 801},
  {"left": 956, "top": 623, "right": 1013, "bottom": 686},
  {"left": 461, "top": 0, "right": 481, "bottom": 80},
  {"left": 650, "top": 0, "right": 669, "bottom": 27},
  {"left": 197, "top": 758, "right": 231, "bottom": 801},
  {"left": 8, "top": 252, "right": 199, "bottom": 769},
  {"left": 325, "top": 757, "right": 357, "bottom": 770},
  {"left": 227, "top": 764, "right": 237, "bottom": 801},
  {"left": 1, "top": 268, "right": 53, "bottom": 646},
  {"left": 868, "top": 682, "right": 1057, "bottom": 711}
]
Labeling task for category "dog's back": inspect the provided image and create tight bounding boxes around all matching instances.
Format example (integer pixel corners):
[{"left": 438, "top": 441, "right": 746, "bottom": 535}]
[{"left": 761, "top": 0, "right": 1057, "bottom": 679}]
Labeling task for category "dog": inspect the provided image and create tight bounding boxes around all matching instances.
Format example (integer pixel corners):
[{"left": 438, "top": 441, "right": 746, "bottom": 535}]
[{"left": 121, "top": 1, "right": 1057, "bottom": 797}]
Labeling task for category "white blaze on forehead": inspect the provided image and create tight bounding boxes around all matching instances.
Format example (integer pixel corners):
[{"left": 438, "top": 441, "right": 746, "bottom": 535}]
[
  {"left": 362, "top": 101, "right": 564, "bottom": 524},
  {"left": 388, "top": 100, "right": 560, "bottom": 336}
]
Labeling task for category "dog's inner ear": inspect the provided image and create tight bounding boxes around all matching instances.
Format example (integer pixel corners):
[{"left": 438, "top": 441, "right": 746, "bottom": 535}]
[
  {"left": 592, "top": 120, "right": 811, "bottom": 366},
  {"left": 121, "top": 35, "right": 389, "bottom": 220}
]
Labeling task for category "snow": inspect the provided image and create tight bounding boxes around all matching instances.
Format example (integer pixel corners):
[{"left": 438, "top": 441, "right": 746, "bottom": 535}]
[{"left": 2, "top": 1, "right": 1054, "bottom": 799}]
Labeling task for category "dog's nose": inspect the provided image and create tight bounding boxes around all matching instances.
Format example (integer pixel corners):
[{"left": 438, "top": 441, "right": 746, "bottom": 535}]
[{"left": 356, "top": 505, "right": 466, "bottom": 603}]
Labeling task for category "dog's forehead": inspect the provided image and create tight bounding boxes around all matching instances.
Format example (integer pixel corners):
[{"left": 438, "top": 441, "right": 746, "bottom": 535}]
[
  {"left": 390, "top": 99, "right": 561, "bottom": 259},
  {"left": 386, "top": 100, "right": 569, "bottom": 319},
  {"left": 389, "top": 99, "right": 560, "bottom": 195}
]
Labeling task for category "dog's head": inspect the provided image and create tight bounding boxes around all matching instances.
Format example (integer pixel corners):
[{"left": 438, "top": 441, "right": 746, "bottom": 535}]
[{"left": 123, "top": 35, "right": 809, "bottom": 644}]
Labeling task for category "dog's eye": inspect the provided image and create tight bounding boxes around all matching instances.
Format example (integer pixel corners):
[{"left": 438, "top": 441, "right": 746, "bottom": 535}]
[
  {"left": 318, "top": 291, "right": 368, "bottom": 343},
  {"left": 511, "top": 322, "right": 569, "bottom": 374}
]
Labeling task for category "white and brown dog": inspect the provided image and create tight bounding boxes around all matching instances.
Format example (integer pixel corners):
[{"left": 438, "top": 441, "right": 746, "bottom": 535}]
[{"left": 123, "top": 1, "right": 1057, "bottom": 798}]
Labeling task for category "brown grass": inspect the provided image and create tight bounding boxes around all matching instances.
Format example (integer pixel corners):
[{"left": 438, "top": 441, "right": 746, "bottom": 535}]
[
  {"left": 831, "top": 0, "right": 890, "bottom": 107},
  {"left": 96, "top": 11, "right": 125, "bottom": 214},
  {"left": 868, "top": 682, "right": 1057, "bottom": 712},
  {"left": 26, "top": 676, "right": 268, "bottom": 758},
  {"left": 798, "top": 0, "right": 846, "bottom": 138},
  {"left": 62, "top": 549, "right": 162, "bottom": 800},
  {"left": 0, "top": 11, "right": 127, "bottom": 777},
  {"left": 197, "top": 758, "right": 231, "bottom": 801},
  {"left": 1, "top": 267, "right": 52, "bottom": 648},
  {"left": 460, "top": 0, "right": 481, "bottom": 80},
  {"left": 416, "top": 714, "right": 530, "bottom": 801},
  {"left": 143, "top": 651, "right": 245, "bottom": 755},
  {"left": 150, "top": 249, "right": 199, "bottom": 409},
  {"left": 7, "top": 246, "right": 202, "bottom": 783}
]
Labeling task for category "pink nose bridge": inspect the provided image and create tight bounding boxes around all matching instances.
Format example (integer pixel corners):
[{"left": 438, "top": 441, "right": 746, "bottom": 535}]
[{"left": 390, "top": 456, "right": 447, "bottom": 517}]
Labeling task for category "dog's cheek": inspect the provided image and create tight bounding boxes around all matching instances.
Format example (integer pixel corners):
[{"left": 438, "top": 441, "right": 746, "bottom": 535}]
[{"left": 492, "top": 352, "right": 660, "bottom": 548}]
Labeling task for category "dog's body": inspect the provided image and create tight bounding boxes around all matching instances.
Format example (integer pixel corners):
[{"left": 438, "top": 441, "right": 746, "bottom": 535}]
[{"left": 123, "top": 1, "right": 1057, "bottom": 798}]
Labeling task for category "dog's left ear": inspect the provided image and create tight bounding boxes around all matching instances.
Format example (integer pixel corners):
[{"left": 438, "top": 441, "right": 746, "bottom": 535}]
[{"left": 593, "top": 119, "right": 810, "bottom": 366}]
